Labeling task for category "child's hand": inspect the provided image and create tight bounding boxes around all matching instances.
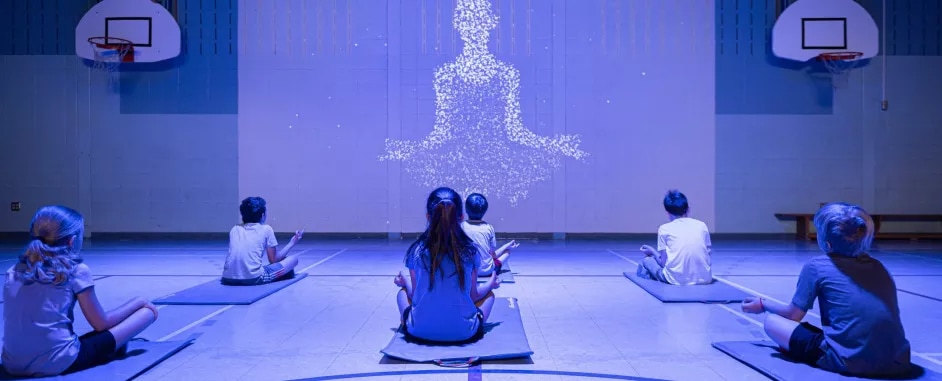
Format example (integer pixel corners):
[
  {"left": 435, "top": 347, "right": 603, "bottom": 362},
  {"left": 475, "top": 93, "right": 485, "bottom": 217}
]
[
  {"left": 741, "top": 297, "right": 764, "bottom": 314},
  {"left": 143, "top": 301, "right": 159, "bottom": 319},
  {"left": 489, "top": 273, "right": 501, "bottom": 289},
  {"left": 291, "top": 229, "right": 304, "bottom": 243},
  {"left": 640, "top": 245, "right": 656, "bottom": 256},
  {"left": 508, "top": 240, "right": 520, "bottom": 249},
  {"left": 393, "top": 272, "right": 407, "bottom": 287}
]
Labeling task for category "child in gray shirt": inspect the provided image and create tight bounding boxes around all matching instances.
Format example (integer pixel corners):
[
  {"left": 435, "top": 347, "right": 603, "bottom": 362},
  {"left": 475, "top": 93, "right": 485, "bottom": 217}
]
[
  {"left": 741, "top": 203, "right": 911, "bottom": 377},
  {"left": 3, "top": 206, "right": 158, "bottom": 377}
]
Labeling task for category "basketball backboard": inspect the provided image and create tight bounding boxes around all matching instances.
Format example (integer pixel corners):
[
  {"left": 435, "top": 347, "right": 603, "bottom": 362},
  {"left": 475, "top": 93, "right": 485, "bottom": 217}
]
[
  {"left": 75, "top": 0, "right": 181, "bottom": 63},
  {"left": 772, "top": 0, "right": 878, "bottom": 62}
]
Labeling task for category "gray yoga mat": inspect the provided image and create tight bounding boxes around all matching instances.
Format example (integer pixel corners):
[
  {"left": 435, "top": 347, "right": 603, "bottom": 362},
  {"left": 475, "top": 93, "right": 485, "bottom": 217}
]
[
  {"left": 623, "top": 271, "right": 750, "bottom": 303},
  {"left": 0, "top": 339, "right": 191, "bottom": 380},
  {"left": 478, "top": 263, "right": 515, "bottom": 284},
  {"left": 712, "top": 341, "right": 941, "bottom": 381},
  {"left": 153, "top": 273, "right": 308, "bottom": 305},
  {"left": 380, "top": 297, "right": 533, "bottom": 364}
]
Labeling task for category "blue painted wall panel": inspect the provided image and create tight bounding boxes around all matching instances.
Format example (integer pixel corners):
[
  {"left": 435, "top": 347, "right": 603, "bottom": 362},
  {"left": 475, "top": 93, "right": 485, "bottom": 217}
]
[
  {"left": 119, "top": 0, "right": 238, "bottom": 115},
  {"left": 715, "top": 0, "right": 831, "bottom": 115}
]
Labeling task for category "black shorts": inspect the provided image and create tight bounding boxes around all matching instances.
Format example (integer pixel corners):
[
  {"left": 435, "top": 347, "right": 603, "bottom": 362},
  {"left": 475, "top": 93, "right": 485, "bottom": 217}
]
[
  {"left": 401, "top": 306, "right": 485, "bottom": 345},
  {"left": 64, "top": 331, "right": 118, "bottom": 374},
  {"left": 787, "top": 322, "right": 826, "bottom": 366}
]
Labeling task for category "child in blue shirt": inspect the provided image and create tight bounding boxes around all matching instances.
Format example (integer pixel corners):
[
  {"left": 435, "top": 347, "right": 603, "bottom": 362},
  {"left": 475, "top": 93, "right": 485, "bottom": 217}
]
[
  {"left": 741, "top": 203, "right": 911, "bottom": 377},
  {"left": 393, "top": 187, "right": 500, "bottom": 343},
  {"left": 2, "top": 206, "right": 158, "bottom": 377}
]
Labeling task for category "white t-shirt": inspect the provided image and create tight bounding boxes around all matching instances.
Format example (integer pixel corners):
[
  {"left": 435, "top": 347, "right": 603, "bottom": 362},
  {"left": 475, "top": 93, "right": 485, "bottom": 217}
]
[
  {"left": 657, "top": 218, "right": 713, "bottom": 285},
  {"left": 2, "top": 263, "right": 95, "bottom": 377},
  {"left": 223, "top": 223, "right": 278, "bottom": 280},
  {"left": 461, "top": 221, "right": 497, "bottom": 276}
]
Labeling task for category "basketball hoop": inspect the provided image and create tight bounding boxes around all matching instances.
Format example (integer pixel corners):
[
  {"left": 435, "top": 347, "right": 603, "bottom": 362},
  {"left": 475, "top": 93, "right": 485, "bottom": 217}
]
[
  {"left": 817, "top": 52, "right": 863, "bottom": 88},
  {"left": 87, "top": 37, "right": 134, "bottom": 87}
]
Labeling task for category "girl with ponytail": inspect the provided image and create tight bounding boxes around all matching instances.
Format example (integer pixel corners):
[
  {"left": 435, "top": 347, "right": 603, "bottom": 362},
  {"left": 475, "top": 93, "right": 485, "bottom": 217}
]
[
  {"left": 3, "top": 206, "right": 158, "bottom": 377},
  {"left": 393, "top": 187, "right": 500, "bottom": 343},
  {"left": 740, "top": 203, "right": 911, "bottom": 377}
]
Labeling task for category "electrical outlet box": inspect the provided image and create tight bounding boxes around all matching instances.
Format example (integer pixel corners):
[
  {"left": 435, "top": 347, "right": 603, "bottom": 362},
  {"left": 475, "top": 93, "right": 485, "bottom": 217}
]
[{"left": 11, "top": 202, "right": 21, "bottom": 212}]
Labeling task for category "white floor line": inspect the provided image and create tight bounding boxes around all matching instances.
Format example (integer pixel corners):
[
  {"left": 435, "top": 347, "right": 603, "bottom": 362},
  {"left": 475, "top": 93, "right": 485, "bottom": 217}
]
[
  {"left": 156, "top": 305, "right": 234, "bottom": 342},
  {"left": 711, "top": 277, "right": 781, "bottom": 305},
  {"left": 607, "top": 249, "right": 638, "bottom": 265},
  {"left": 81, "top": 254, "right": 225, "bottom": 257},
  {"left": 299, "top": 248, "right": 347, "bottom": 273},
  {"left": 877, "top": 249, "right": 942, "bottom": 263},
  {"left": 607, "top": 248, "right": 942, "bottom": 368},
  {"left": 717, "top": 304, "right": 765, "bottom": 328}
]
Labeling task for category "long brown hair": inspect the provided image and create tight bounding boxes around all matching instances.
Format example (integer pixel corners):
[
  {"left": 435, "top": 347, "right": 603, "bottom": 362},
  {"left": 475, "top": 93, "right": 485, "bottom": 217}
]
[{"left": 406, "top": 187, "right": 476, "bottom": 290}]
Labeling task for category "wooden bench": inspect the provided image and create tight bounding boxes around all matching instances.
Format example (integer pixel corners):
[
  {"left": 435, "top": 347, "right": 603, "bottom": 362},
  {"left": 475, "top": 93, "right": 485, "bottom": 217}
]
[{"left": 775, "top": 213, "right": 942, "bottom": 240}]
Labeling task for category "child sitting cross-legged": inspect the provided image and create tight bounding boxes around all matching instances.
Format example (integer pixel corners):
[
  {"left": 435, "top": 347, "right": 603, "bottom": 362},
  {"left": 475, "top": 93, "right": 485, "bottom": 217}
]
[
  {"left": 741, "top": 203, "right": 911, "bottom": 377},
  {"left": 461, "top": 193, "right": 518, "bottom": 277},
  {"left": 2, "top": 206, "right": 158, "bottom": 377},
  {"left": 393, "top": 187, "right": 500, "bottom": 344},
  {"left": 222, "top": 197, "right": 304, "bottom": 285},
  {"left": 636, "top": 190, "right": 713, "bottom": 285}
]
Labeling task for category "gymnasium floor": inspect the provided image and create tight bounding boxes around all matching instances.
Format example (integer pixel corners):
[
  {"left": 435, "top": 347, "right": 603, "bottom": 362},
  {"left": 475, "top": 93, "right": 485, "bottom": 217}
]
[{"left": 1, "top": 238, "right": 941, "bottom": 381}]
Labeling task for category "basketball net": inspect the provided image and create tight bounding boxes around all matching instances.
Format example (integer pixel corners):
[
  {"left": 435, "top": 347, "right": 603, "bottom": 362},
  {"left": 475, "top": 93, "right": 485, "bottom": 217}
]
[
  {"left": 818, "top": 52, "right": 863, "bottom": 89},
  {"left": 88, "top": 37, "right": 133, "bottom": 89}
]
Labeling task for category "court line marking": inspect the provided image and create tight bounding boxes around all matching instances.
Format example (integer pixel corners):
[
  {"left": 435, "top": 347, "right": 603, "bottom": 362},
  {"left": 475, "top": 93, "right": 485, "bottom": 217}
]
[
  {"left": 143, "top": 249, "right": 330, "bottom": 341},
  {"left": 874, "top": 250, "right": 942, "bottom": 263},
  {"left": 606, "top": 249, "right": 942, "bottom": 368},
  {"left": 299, "top": 248, "right": 348, "bottom": 273},
  {"left": 156, "top": 305, "right": 234, "bottom": 342},
  {"left": 898, "top": 289, "right": 942, "bottom": 303},
  {"left": 94, "top": 274, "right": 222, "bottom": 277},
  {"left": 290, "top": 369, "right": 671, "bottom": 381},
  {"left": 81, "top": 254, "right": 226, "bottom": 257}
]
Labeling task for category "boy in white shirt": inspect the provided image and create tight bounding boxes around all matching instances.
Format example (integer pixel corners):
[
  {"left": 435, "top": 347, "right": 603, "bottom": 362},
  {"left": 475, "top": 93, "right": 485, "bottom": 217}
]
[
  {"left": 461, "top": 193, "right": 518, "bottom": 277},
  {"left": 636, "top": 190, "right": 713, "bottom": 285},
  {"left": 222, "top": 197, "right": 304, "bottom": 285}
]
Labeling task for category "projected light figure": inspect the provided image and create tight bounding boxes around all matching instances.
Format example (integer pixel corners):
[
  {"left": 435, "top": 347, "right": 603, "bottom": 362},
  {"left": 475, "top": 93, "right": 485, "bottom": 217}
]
[{"left": 380, "top": 0, "right": 587, "bottom": 205}]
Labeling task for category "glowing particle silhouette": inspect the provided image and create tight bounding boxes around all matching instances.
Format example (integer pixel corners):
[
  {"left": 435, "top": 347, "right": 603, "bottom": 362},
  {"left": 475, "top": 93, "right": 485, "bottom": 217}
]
[{"left": 379, "top": 0, "right": 587, "bottom": 205}]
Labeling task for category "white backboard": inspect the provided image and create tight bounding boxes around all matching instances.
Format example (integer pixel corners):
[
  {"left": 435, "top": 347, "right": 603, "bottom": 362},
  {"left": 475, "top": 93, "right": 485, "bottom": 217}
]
[
  {"left": 75, "top": 0, "right": 181, "bottom": 63},
  {"left": 772, "top": 0, "right": 878, "bottom": 61}
]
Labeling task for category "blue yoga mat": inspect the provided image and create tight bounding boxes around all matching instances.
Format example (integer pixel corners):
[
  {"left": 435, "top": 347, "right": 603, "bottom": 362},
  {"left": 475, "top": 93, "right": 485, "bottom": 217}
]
[
  {"left": 380, "top": 297, "right": 533, "bottom": 364},
  {"left": 0, "top": 339, "right": 190, "bottom": 380},
  {"left": 713, "top": 341, "right": 942, "bottom": 381},
  {"left": 623, "top": 271, "right": 750, "bottom": 303},
  {"left": 153, "top": 273, "right": 308, "bottom": 305}
]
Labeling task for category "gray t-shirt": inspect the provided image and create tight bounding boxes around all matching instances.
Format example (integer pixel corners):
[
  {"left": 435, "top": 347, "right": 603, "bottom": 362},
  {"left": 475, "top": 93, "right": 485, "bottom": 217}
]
[
  {"left": 2, "top": 263, "right": 95, "bottom": 377},
  {"left": 791, "top": 254, "right": 911, "bottom": 376}
]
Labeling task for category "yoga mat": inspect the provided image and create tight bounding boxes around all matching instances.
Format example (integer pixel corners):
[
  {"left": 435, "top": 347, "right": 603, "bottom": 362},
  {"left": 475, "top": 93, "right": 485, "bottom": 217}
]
[
  {"left": 478, "top": 263, "right": 515, "bottom": 284},
  {"left": 712, "top": 341, "right": 941, "bottom": 381},
  {"left": 380, "top": 297, "right": 533, "bottom": 364},
  {"left": 0, "top": 340, "right": 191, "bottom": 380},
  {"left": 153, "top": 273, "right": 308, "bottom": 305},
  {"left": 623, "top": 271, "right": 750, "bottom": 303}
]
